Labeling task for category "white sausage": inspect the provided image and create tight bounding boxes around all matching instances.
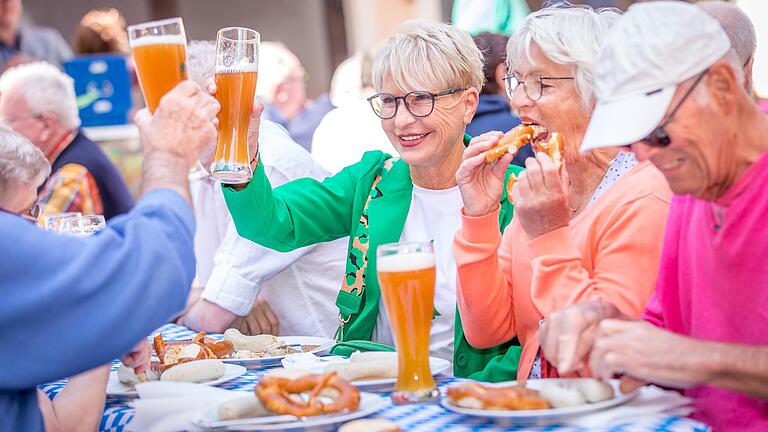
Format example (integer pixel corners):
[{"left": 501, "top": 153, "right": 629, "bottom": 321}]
[
  {"left": 218, "top": 395, "right": 271, "bottom": 420},
  {"left": 223, "top": 329, "right": 278, "bottom": 352},
  {"left": 160, "top": 359, "right": 225, "bottom": 383}
]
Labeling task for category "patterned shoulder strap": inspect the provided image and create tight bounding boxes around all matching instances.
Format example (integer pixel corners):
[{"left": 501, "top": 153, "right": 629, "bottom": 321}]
[{"left": 335, "top": 157, "right": 396, "bottom": 341}]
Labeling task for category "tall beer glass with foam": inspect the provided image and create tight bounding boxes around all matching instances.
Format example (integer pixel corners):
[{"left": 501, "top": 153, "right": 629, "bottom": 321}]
[
  {"left": 377, "top": 241, "right": 440, "bottom": 404},
  {"left": 128, "top": 18, "right": 187, "bottom": 113},
  {"left": 208, "top": 27, "right": 259, "bottom": 184}
]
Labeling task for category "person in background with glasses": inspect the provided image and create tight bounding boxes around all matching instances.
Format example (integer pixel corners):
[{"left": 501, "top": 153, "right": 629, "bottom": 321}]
[
  {"left": 453, "top": 3, "right": 672, "bottom": 381},
  {"left": 219, "top": 20, "right": 525, "bottom": 382},
  {"left": 539, "top": 3, "right": 768, "bottom": 430}
]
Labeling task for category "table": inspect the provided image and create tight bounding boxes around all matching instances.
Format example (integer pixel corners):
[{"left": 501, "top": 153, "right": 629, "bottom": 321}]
[{"left": 40, "top": 324, "right": 710, "bottom": 432}]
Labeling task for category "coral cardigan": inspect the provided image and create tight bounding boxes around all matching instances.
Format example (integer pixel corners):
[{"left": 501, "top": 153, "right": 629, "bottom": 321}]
[{"left": 454, "top": 161, "right": 672, "bottom": 379}]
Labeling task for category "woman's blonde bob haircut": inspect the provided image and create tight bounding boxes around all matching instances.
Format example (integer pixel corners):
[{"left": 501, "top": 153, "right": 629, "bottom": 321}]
[
  {"left": 373, "top": 20, "right": 484, "bottom": 93},
  {"left": 507, "top": 2, "right": 621, "bottom": 108}
]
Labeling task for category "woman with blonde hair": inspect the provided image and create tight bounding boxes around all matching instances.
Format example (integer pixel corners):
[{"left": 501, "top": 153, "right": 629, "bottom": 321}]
[{"left": 221, "top": 20, "right": 523, "bottom": 381}]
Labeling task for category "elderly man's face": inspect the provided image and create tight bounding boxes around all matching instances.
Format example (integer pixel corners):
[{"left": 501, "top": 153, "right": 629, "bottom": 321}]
[
  {"left": 507, "top": 43, "right": 591, "bottom": 164},
  {"left": 0, "top": 89, "right": 46, "bottom": 150},
  {"left": 3, "top": 180, "right": 37, "bottom": 214},
  {"left": 378, "top": 75, "right": 475, "bottom": 170},
  {"left": 630, "top": 69, "right": 735, "bottom": 200}
]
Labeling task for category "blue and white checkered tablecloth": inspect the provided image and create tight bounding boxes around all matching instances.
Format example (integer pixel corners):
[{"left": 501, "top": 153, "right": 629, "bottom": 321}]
[{"left": 40, "top": 324, "right": 710, "bottom": 432}]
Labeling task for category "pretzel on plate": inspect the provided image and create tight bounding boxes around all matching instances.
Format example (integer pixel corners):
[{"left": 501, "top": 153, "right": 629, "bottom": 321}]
[
  {"left": 255, "top": 372, "right": 360, "bottom": 417},
  {"left": 153, "top": 332, "right": 235, "bottom": 371}
]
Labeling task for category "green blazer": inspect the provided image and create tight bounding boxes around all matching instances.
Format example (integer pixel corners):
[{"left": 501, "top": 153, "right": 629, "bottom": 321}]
[{"left": 223, "top": 149, "right": 524, "bottom": 382}]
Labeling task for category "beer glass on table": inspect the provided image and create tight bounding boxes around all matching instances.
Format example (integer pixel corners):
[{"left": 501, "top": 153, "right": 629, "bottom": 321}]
[
  {"left": 208, "top": 27, "right": 259, "bottom": 184},
  {"left": 127, "top": 17, "right": 187, "bottom": 113},
  {"left": 44, "top": 212, "right": 82, "bottom": 231},
  {"left": 56, "top": 215, "right": 106, "bottom": 237},
  {"left": 377, "top": 241, "right": 440, "bottom": 404}
]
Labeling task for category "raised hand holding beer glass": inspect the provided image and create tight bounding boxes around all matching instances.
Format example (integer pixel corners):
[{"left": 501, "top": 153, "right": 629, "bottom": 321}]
[
  {"left": 377, "top": 241, "right": 440, "bottom": 404},
  {"left": 208, "top": 27, "right": 259, "bottom": 184},
  {"left": 128, "top": 18, "right": 187, "bottom": 113}
]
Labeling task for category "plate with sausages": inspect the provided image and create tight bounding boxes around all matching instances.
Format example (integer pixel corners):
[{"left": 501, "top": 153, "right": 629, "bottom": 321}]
[{"left": 442, "top": 378, "right": 640, "bottom": 426}]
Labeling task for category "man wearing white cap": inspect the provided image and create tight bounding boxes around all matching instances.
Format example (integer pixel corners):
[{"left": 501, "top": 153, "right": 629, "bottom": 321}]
[{"left": 537, "top": 2, "right": 768, "bottom": 430}]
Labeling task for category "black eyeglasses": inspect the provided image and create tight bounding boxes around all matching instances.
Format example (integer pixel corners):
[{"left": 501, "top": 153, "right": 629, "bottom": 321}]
[
  {"left": 504, "top": 73, "right": 574, "bottom": 101},
  {"left": 641, "top": 69, "right": 709, "bottom": 147},
  {"left": 367, "top": 88, "right": 467, "bottom": 119},
  {"left": 0, "top": 203, "right": 39, "bottom": 223}
]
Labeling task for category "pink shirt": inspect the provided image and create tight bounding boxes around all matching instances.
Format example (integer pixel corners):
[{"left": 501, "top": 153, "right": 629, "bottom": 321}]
[{"left": 643, "top": 151, "right": 768, "bottom": 431}]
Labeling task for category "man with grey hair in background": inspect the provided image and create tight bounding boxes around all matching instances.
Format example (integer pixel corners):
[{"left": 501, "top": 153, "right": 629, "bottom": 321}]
[
  {"left": 0, "top": 61, "right": 133, "bottom": 221},
  {"left": 178, "top": 40, "right": 345, "bottom": 338},
  {"left": 698, "top": 0, "right": 757, "bottom": 92}
]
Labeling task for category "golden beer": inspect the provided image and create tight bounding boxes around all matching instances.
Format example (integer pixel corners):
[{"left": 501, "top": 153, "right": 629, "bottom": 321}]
[
  {"left": 128, "top": 18, "right": 187, "bottom": 113},
  {"left": 377, "top": 244, "right": 440, "bottom": 404},
  {"left": 208, "top": 26, "right": 259, "bottom": 184},
  {"left": 212, "top": 69, "right": 257, "bottom": 169}
]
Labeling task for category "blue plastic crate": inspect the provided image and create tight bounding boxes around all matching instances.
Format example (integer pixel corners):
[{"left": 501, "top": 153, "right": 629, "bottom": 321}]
[{"left": 64, "top": 54, "right": 133, "bottom": 127}]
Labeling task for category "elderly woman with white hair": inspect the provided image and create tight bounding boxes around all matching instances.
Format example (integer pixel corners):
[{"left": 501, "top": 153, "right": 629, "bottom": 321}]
[
  {"left": 453, "top": 3, "right": 673, "bottom": 380},
  {"left": 220, "top": 20, "right": 524, "bottom": 381}
]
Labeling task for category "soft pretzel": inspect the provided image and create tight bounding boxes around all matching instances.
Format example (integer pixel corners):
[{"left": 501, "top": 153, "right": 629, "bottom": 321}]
[
  {"left": 447, "top": 382, "right": 551, "bottom": 411},
  {"left": 483, "top": 124, "right": 546, "bottom": 163},
  {"left": 506, "top": 132, "right": 565, "bottom": 203},
  {"left": 255, "top": 372, "right": 360, "bottom": 417}
]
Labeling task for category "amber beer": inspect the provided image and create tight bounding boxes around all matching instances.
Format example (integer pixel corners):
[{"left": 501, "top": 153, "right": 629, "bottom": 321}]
[
  {"left": 377, "top": 242, "right": 440, "bottom": 404},
  {"left": 211, "top": 68, "right": 258, "bottom": 178},
  {"left": 208, "top": 27, "right": 259, "bottom": 184},
  {"left": 128, "top": 18, "right": 187, "bottom": 113}
]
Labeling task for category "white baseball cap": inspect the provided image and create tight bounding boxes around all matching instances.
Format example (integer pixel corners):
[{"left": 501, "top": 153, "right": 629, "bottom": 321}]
[{"left": 580, "top": 1, "right": 731, "bottom": 153}]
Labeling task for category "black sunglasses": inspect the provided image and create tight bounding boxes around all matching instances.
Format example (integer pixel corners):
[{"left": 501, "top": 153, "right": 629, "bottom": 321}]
[{"left": 642, "top": 69, "right": 709, "bottom": 147}]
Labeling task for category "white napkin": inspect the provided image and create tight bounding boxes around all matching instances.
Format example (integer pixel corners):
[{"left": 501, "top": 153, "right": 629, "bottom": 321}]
[
  {"left": 127, "top": 381, "right": 250, "bottom": 432},
  {"left": 280, "top": 352, "right": 349, "bottom": 373},
  {"left": 564, "top": 385, "right": 694, "bottom": 428}
]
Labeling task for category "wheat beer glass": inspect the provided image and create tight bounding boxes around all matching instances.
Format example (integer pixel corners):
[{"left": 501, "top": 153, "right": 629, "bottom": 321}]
[
  {"left": 208, "top": 27, "right": 259, "bottom": 184},
  {"left": 128, "top": 18, "right": 187, "bottom": 113},
  {"left": 377, "top": 241, "right": 440, "bottom": 404}
]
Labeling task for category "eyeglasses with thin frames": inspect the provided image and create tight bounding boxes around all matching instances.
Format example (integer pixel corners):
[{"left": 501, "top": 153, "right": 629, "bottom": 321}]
[
  {"left": 367, "top": 88, "right": 467, "bottom": 120},
  {"left": 504, "top": 73, "right": 574, "bottom": 101},
  {"left": 641, "top": 68, "right": 709, "bottom": 148}
]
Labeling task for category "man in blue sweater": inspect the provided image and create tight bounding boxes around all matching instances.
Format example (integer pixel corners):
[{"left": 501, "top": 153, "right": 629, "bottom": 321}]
[{"left": 0, "top": 79, "right": 220, "bottom": 431}]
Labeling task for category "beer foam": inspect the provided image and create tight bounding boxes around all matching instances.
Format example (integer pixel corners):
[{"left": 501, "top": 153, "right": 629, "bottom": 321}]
[
  {"left": 216, "top": 64, "right": 258, "bottom": 74},
  {"left": 130, "top": 34, "right": 186, "bottom": 48},
  {"left": 378, "top": 252, "right": 435, "bottom": 272}
]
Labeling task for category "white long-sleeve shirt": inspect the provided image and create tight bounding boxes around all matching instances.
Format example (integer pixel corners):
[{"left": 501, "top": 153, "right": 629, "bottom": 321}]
[{"left": 191, "top": 120, "right": 347, "bottom": 337}]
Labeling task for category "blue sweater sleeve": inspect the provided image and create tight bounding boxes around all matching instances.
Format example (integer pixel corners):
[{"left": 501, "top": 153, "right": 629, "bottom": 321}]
[{"left": 0, "top": 189, "right": 195, "bottom": 390}]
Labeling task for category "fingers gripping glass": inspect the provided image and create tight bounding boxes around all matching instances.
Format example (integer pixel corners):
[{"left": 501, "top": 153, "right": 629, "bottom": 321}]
[
  {"left": 504, "top": 73, "right": 574, "bottom": 101},
  {"left": 641, "top": 69, "right": 709, "bottom": 147},
  {"left": 367, "top": 88, "right": 467, "bottom": 119}
]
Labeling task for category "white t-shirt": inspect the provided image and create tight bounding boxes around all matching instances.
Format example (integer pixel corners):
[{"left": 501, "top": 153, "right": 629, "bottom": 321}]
[{"left": 373, "top": 184, "right": 464, "bottom": 362}]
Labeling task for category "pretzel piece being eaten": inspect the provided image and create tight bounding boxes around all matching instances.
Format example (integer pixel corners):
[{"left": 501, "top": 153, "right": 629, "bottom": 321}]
[
  {"left": 255, "top": 372, "right": 360, "bottom": 417},
  {"left": 153, "top": 332, "right": 234, "bottom": 371},
  {"left": 483, "top": 124, "right": 547, "bottom": 164},
  {"left": 506, "top": 132, "right": 565, "bottom": 203},
  {"left": 447, "top": 382, "right": 551, "bottom": 411}
]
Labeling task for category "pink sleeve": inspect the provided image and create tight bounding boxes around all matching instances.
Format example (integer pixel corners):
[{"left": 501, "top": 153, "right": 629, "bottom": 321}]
[
  {"left": 642, "top": 291, "right": 665, "bottom": 327},
  {"left": 528, "top": 193, "right": 670, "bottom": 318},
  {"left": 453, "top": 206, "right": 517, "bottom": 348}
]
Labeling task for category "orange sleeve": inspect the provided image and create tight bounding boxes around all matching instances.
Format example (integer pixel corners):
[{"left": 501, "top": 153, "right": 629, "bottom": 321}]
[
  {"left": 453, "top": 205, "right": 517, "bottom": 348},
  {"left": 528, "top": 193, "right": 670, "bottom": 318}
]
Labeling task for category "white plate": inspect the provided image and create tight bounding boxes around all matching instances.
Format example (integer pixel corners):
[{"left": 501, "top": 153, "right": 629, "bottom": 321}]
[
  {"left": 193, "top": 392, "right": 387, "bottom": 431},
  {"left": 222, "top": 336, "right": 336, "bottom": 368},
  {"left": 106, "top": 363, "right": 247, "bottom": 398},
  {"left": 441, "top": 378, "right": 640, "bottom": 427}
]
